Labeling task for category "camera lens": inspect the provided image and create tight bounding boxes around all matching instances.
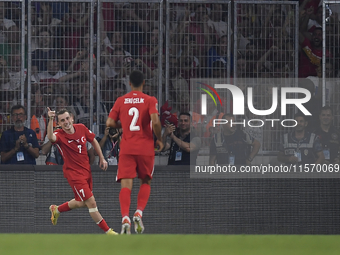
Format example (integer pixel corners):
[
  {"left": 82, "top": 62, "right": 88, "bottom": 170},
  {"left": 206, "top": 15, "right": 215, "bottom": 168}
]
[{"left": 109, "top": 128, "right": 117, "bottom": 136}]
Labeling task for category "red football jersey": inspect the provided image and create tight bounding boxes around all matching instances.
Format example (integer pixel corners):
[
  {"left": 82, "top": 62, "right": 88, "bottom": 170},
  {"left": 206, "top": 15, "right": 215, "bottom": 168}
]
[
  {"left": 109, "top": 91, "right": 158, "bottom": 156},
  {"left": 53, "top": 124, "right": 95, "bottom": 180}
]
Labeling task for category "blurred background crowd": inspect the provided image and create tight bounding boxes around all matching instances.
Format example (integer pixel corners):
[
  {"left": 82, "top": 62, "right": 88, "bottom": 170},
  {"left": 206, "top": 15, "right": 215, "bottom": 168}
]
[{"left": 0, "top": 0, "right": 339, "bottom": 164}]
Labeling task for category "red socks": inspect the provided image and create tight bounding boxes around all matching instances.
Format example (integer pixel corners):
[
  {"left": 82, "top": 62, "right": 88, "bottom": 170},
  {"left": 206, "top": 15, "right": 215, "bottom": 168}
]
[
  {"left": 58, "top": 202, "right": 71, "bottom": 213},
  {"left": 97, "top": 219, "right": 110, "bottom": 232},
  {"left": 119, "top": 187, "right": 131, "bottom": 218},
  {"left": 119, "top": 184, "right": 150, "bottom": 218},
  {"left": 137, "top": 184, "right": 151, "bottom": 212}
]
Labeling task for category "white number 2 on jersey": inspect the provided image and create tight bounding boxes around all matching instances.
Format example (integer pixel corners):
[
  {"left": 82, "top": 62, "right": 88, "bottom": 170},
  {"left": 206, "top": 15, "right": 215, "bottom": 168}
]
[{"left": 129, "top": 107, "right": 140, "bottom": 131}]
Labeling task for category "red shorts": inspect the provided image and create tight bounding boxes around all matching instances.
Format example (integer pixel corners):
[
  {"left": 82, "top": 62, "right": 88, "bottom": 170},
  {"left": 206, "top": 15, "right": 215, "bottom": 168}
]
[
  {"left": 67, "top": 176, "right": 93, "bottom": 201},
  {"left": 117, "top": 154, "right": 155, "bottom": 182}
]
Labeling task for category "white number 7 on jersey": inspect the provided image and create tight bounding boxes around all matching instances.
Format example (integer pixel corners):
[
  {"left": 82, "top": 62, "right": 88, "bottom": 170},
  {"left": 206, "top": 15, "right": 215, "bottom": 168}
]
[
  {"left": 79, "top": 189, "right": 85, "bottom": 197},
  {"left": 129, "top": 107, "right": 140, "bottom": 131}
]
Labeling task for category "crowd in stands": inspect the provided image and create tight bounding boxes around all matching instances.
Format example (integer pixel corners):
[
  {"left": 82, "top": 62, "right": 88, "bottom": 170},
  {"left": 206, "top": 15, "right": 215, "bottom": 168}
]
[{"left": 0, "top": 0, "right": 340, "bottom": 164}]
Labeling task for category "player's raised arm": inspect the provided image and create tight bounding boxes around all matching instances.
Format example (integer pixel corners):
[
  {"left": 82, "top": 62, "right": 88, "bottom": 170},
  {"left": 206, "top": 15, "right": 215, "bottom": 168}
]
[
  {"left": 47, "top": 107, "right": 57, "bottom": 143},
  {"left": 151, "top": 113, "right": 163, "bottom": 152}
]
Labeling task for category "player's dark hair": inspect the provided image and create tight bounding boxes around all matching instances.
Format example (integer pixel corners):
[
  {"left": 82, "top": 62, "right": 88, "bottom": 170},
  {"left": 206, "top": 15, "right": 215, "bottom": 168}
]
[
  {"left": 129, "top": 70, "right": 145, "bottom": 88},
  {"left": 319, "top": 105, "right": 333, "bottom": 115},
  {"left": 57, "top": 108, "right": 71, "bottom": 117},
  {"left": 11, "top": 105, "right": 26, "bottom": 115}
]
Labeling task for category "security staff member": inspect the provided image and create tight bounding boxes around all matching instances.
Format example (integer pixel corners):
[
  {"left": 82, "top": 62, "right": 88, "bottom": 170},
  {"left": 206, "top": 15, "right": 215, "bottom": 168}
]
[
  {"left": 278, "top": 113, "right": 324, "bottom": 165},
  {"left": 313, "top": 106, "right": 340, "bottom": 164},
  {"left": 209, "top": 114, "right": 260, "bottom": 165}
]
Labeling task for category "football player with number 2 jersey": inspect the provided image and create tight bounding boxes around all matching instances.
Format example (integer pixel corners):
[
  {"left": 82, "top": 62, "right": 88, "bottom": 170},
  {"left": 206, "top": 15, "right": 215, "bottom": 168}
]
[{"left": 107, "top": 70, "right": 163, "bottom": 234}]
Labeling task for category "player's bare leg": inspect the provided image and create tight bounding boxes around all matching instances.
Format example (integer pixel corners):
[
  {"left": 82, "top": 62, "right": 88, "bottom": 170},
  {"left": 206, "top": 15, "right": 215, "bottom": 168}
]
[
  {"left": 84, "top": 196, "right": 118, "bottom": 235},
  {"left": 49, "top": 199, "right": 86, "bottom": 225},
  {"left": 133, "top": 178, "right": 151, "bottom": 234},
  {"left": 120, "top": 179, "right": 133, "bottom": 234}
]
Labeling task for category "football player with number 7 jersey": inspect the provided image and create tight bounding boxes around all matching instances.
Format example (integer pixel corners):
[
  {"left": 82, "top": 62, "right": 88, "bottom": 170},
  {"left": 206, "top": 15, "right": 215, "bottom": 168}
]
[
  {"left": 46, "top": 107, "right": 118, "bottom": 235},
  {"left": 107, "top": 70, "right": 164, "bottom": 234}
]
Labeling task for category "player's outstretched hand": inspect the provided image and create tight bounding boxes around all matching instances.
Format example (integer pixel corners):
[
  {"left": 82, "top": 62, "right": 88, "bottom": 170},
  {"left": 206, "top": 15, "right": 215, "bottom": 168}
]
[
  {"left": 155, "top": 140, "right": 164, "bottom": 153},
  {"left": 99, "top": 158, "right": 108, "bottom": 171},
  {"left": 47, "top": 107, "right": 56, "bottom": 119}
]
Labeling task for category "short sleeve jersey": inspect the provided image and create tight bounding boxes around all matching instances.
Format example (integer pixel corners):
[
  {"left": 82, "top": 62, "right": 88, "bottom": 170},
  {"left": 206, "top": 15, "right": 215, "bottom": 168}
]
[
  {"left": 109, "top": 91, "right": 158, "bottom": 156},
  {"left": 53, "top": 124, "right": 95, "bottom": 180}
]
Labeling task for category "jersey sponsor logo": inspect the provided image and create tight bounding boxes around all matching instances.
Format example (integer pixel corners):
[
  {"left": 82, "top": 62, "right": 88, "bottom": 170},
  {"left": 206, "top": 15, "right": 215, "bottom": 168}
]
[
  {"left": 124, "top": 98, "right": 145, "bottom": 104},
  {"left": 68, "top": 139, "right": 81, "bottom": 143}
]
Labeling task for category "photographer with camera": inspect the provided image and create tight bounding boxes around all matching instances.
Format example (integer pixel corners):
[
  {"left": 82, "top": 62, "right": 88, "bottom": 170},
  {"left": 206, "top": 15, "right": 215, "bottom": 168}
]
[
  {"left": 96, "top": 126, "right": 121, "bottom": 165},
  {"left": 162, "top": 112, "right": 201, "bottom": 165}
]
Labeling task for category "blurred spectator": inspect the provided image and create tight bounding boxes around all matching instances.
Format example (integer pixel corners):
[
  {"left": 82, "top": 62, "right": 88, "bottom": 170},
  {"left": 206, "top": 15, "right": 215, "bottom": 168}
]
[
  {"left": 62, "top": 2, "right": 90, "bottom": 64},
  {"left": 139, "top": 26, "right": 160, "bottom": 70},
  {"left": 162, "top": 112, "right": 201, "bottom": 165},
  {"left": 115, "top": 3, "right": 148, "bottom": 57},
  {"left": 0, "top": 55, "right": 10, "bottom": 90},
  {"left": 101, "top": 78, "right": 126, "bottom": 111},
  {"left": 211, "top": 60, "right": 227, "bottom": 79},
  {"left": 307, "top": 59, "right": 335, "bottom": 106},
  {"left": 299, "top": 27, "right": 332, "bottom": 78},
  {"left": 34, "top": 57, "right": 81, "bottom": 94},
  {"left": 38, "top": 2, "right": 63, "bottom": 37},
  {"left": 8, "top": 49, "right": 27, "bottom": 92},
  {"left": 73, "top": 76, "right": 108, "bottom": 136},
  {"left": 30, "top": 84, "right": 52, "bottom": 145},
  {"left": 0, "top": 2, "right": 20, "bottom": 45},
  {"left": 31, "top": 29, "right": 57, "bottom": 72},
  {"left": 297, "top": 78, "right": 321, "bottom": 130},
  {"left": 209, "top": 113, "right": 260, "bottom": 165},
  {"left": 299, "top": 0, "right": 321, "bottom": 16},
  {"left": 207, "top": 3, "right": 228, "bottom": 43},
  {"left": 313, "top": 106, "right": 340, "bottom": 164},
  {"left": 105, "top": 31, "right": 132, "bottom": 57},
  {"left": 187, "top": 4, "right": 211, "bottom": 56},
  {"left": 168, "top": 55, "right": 189, "bottom": 111},
  {"left": 236, "top": 55, "right": 248, "bottom": 78},
  {"left": 0, "top": 105, "right": 40, "bottom": 164},
  {"left": 207, "top": 35, "right": 233, "bottom": 77},
  {"left": 177, "top": 34, "right": 200, "bottom": 81}
]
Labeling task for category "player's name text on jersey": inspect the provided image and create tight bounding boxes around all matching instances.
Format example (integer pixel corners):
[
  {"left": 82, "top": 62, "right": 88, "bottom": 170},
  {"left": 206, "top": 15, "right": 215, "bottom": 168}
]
[{"left": 124, "top": 98, "right": 145, "bottom": 104}]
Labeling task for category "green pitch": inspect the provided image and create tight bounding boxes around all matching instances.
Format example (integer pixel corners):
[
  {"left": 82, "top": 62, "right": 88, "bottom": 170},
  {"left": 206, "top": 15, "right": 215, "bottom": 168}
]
[{"left": 1, "top": 234, "right": 340, "bottom": 255}]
